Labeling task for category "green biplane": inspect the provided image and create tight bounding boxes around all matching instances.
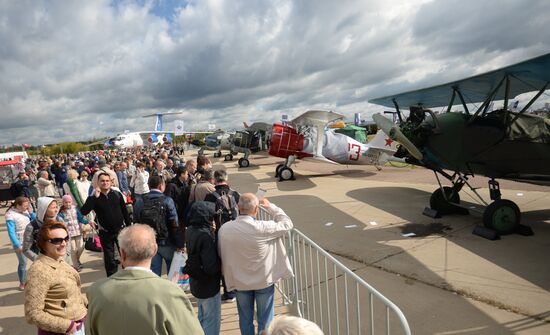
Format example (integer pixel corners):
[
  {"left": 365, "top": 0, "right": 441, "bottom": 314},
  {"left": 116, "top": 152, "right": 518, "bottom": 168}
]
[{"left": 370, "top": 52, "right": 550, "bottom": 238}]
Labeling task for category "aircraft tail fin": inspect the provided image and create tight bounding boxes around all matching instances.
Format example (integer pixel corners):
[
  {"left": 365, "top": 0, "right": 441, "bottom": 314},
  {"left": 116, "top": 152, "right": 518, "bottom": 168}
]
[
  {"left": 367, "top": 130, "right": 398, "bottom": 153},
  {"left": 155, "top": 115, "right": 162, "bottom": 132}
]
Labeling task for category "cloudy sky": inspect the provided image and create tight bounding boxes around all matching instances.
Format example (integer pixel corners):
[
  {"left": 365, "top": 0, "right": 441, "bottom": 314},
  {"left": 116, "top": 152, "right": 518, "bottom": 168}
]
[{"left": 1, "top": 0, "right": 549, "bottom": 146}]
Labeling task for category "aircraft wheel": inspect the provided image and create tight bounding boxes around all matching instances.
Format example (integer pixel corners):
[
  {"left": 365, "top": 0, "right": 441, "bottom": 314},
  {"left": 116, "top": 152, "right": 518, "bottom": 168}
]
[
  {"left": 275, "top": 164, "right": 284, "bottom": 177},
  {"left": 224, "top": 154, "right": 233, "bottom": 161},
  {"left": 213, "top": 152, "right": 219, "bottom": 158},
  {"left": 483, "top": 199, "right": 520, "bottom": 235},
  {"left": 238, "top": 158, "right": 250, "bottom": 168},
  {"left": 430, "top": 186, "right": 460, "bottom": 215},
  {"left": 0, "top": 200, "right": 8, "bottom": 208},
  {"left": 279, "top": 167, "right": 294, "bottom": 181}
]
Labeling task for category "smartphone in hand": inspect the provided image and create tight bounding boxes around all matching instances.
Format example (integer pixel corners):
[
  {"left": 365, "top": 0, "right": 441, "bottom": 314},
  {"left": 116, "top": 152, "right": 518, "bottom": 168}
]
[{"left": 256, "top": 188, "right": 266, "bottom": 199}]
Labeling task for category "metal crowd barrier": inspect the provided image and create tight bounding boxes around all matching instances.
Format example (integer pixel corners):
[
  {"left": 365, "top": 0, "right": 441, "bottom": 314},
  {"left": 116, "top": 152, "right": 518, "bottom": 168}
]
[{"left": 258, "top": 208, "right": 411, "bottom": 335}]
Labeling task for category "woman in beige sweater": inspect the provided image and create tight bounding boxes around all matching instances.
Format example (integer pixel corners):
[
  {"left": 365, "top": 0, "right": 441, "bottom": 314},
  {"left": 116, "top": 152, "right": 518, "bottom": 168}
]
[{"left": 24, "top": 222, "right": 87, "bottom": 334}]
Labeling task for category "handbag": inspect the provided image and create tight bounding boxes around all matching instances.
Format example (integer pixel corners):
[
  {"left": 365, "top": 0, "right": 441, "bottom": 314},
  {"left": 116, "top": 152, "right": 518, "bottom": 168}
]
[
  {"left": 84, "top": 229, "right": 102, "bottom": 252},
  {"left": 168, "top": 251, "right": 189, "bottom": 290}
]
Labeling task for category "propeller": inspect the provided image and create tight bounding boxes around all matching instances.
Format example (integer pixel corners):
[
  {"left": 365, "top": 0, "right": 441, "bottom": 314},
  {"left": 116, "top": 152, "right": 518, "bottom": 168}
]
[{"left": 372, "top": 113, "right": 423, "bottom": 160}]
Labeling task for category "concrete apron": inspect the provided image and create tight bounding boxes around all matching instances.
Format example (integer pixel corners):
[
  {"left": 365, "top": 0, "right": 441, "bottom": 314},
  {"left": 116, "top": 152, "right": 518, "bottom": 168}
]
[{"left": 216, "top": 151, "right": 550, "bottom": 334}]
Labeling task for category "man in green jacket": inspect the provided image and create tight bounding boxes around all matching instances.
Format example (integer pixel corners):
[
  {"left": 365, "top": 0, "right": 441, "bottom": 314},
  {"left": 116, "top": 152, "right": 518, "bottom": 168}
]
[{"left": 85, "top": 224, "right": 203, "bottom": 335}]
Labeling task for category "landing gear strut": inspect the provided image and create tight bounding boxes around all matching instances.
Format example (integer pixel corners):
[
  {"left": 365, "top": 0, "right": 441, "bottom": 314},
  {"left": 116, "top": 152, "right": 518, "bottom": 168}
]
[
  {"left": 238, "top": 149, "right": 251, "bottom": 168},
  {"left": 482, "top": 179, "right": 522, "bottom": 235},
  {"left": 427, "top": 172, "right": 528, "bottom": 238},
  {"left": 275, "top": 156, "right": 296, "bottom": 181},
  {"left": 428, "top": 171, "right": 468, "bottom": 216}
]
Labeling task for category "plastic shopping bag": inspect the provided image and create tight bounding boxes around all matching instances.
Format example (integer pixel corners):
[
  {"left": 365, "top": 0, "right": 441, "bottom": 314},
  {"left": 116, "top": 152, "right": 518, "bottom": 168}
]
[{"left": 168, "top": 251, "right": 190, "bottom": 291}]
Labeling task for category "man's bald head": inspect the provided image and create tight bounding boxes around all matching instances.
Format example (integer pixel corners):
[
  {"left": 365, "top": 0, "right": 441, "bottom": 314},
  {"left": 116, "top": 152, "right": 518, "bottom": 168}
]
[
  {"left": 118, "top": 224, "right": 157, "bottom": 263},
  {"left": 238, "top": 193, "right": 259, "bottom": 216}
]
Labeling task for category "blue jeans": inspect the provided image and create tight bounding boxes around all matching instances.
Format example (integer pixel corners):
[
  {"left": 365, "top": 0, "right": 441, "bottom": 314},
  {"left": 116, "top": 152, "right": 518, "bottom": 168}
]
[
  {"left": 197, "top": 292, "right": 221, "bottom": 335},
  {"left": 15, "top": 250, "right": 27, "bottom": 284},
  {"left": 235, "top": 285, "right": 275, "bottom": 335},
  {"left": 150, "top": 244, "right": 176, "bottom": 276}
]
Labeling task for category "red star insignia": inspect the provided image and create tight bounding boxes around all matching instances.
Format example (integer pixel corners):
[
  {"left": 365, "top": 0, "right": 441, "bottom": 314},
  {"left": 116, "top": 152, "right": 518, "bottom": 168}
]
[{"left": 385, "top": 138, "right": 394, "bottom": 147}]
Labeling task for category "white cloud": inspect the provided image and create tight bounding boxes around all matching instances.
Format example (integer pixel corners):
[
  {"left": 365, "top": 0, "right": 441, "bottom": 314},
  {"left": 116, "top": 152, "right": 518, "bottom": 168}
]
[{"left": 0, "top": 0, "right": 549, "bottom": 145}]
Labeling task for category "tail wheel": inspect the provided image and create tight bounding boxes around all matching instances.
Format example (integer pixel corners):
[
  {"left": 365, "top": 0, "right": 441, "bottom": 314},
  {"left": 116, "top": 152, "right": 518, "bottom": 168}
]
[
  {"left": 430, "top": 186, "right": 460, "bottom": 215},
  {"left": 224, "top": 154, "right": 233, "bottom": 161},
  {"left": 275, "top": 164, "right": 284, "bottom": 177},
  {"left": 238, "top": 158, "right": 250, "bottom": 168},
  {"left": 483, "top": 199, "right": 520, "bottom": 235},
  {"left": 279, "top": 167, "right": 294, "bottom": 181}
]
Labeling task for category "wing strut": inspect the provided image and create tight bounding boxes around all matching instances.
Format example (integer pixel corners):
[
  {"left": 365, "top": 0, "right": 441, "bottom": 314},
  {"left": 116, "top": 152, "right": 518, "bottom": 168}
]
[
  {"left": 469, "top": 76, "right": 506, "bottom": 124},
  {"left": 446, "top": 89, "right": 457, "bottom": 113},
  {"left": 392, "top": 99, "right": 403, "bottom": 123},
  {"left": 510, "top": 81, "right": 549, "bottom": 124},
  {"left": 455, "top": 88, "right": 470, "bottom": 115}
]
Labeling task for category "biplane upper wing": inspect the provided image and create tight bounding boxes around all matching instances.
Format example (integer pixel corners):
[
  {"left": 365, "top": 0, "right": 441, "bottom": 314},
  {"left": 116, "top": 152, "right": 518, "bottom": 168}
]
[
  {"left": 290, "top": 110, "right": 345, "bottom": 159},
  {"left": 370, "top": 53, "right": 550, "bottom": 108},
  {"left": 291, "top": 110, "right": 344, "bottom": 126}
]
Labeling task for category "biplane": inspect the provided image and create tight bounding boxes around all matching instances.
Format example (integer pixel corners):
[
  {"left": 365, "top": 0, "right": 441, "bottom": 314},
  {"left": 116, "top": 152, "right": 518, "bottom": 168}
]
[
  {"left": 225, "top": 122, "right": 271, "bottom": 167},
  {"left": 269, "top": 110, "right": 400, "bottom": 181},
  {"left": 370, "top": 52, "right": 550, "bottom": 237},
  {"left": 204, "top": 131, "right": 233, "bottom": 157}
]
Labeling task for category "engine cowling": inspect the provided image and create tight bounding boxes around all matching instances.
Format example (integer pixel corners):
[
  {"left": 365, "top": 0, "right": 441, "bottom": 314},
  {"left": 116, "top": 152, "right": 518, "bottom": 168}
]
[{"left": 268, "top": 123, "right": 309, "bottom": 159}]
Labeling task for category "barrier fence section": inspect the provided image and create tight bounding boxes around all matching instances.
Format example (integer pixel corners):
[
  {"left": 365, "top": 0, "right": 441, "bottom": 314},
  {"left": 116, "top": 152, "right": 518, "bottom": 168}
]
[{"left": 258, "top": 208, "right": 411, "bottom": 335}]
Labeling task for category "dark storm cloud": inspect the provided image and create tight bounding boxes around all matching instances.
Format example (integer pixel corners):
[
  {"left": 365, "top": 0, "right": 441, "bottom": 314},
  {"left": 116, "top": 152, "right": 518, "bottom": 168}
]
[{"left": 0, "top": 0, "right": 548, "bottom": 146}]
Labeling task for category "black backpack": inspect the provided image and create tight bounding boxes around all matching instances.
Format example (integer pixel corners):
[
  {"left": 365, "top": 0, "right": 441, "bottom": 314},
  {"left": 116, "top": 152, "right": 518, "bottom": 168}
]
[
  {"left": 140, "top": 194, "right": 169, "bottom": 240},
  {"left": 30, "top": 219, "right": 40, "bottom": 255},
  {"left": 9, "top": 182, "right": 19, "bottom": 198},
  {"left": 212, "top": 190, "right": 238, "bottom": 228}
]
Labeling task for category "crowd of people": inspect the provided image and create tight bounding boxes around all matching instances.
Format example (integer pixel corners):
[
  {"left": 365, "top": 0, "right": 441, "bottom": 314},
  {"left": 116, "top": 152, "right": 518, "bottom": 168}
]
[{"left": 4, "top": 144, "right": 324, "bottom": 335}]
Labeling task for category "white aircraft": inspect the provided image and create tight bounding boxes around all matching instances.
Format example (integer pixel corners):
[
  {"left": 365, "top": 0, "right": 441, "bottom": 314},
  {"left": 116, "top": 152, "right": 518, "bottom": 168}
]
[
  {"left": 269, "top": 110, "right": 402, "bottom": 181},
  {"left": 99, "top": 112, "right": 182, "bottom": 148}
]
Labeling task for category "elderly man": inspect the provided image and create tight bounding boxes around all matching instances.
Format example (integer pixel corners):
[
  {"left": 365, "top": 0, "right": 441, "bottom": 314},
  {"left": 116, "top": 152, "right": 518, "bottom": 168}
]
[
  {"left": 85, "top": 224, "right": 203, "bottom": 335},
  {"left": 218, "top": 193, "right": 294, "bottom": 335}
]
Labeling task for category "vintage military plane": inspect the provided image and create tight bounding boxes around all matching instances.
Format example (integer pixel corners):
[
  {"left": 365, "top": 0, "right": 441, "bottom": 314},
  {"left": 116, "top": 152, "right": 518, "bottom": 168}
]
[
  {"left": 269, "top": 110, "right": 400, "bottom": 181},
  {"left": 202, "top": 130, "right": 233, "bottom": 157},
  {"left": 225, "top": 122, "right": 271, "bottom": 167},
  {"left": 370, "top": 52, "right": 550, "bottom": 237}
]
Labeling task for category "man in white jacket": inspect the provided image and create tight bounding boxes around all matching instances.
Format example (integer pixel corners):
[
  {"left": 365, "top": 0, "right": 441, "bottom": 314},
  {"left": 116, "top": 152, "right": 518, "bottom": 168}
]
[{"left": 218, "top": 193, "right": 293, "bottom": 335}]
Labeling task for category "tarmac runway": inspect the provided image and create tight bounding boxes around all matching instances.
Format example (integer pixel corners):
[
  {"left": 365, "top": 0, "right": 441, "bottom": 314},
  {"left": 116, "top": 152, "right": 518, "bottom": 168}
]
[
  {"left": 218, "top": 151, "right": 550, "bottom": 334},
  {"left": 0, "top": 150, "right": 549, "bottom": 334}
]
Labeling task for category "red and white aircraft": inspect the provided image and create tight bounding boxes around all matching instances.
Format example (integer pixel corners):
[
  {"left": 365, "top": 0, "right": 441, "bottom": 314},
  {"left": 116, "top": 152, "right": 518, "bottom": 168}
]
[{"left": 269, "top": 110, "right": 401, "bottom": 181}]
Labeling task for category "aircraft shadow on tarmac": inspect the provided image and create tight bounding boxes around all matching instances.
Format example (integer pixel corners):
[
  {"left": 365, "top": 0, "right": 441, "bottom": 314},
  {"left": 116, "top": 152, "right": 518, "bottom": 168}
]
[
  {"left": 265, "top": 193, "right": 523, "bottom": 334},
  {"left": 347, "top": 186, "right": 550, "bottom": 295}
]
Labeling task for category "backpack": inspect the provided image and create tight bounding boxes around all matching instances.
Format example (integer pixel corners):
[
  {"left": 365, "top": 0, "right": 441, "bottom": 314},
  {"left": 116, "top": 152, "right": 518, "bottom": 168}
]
[
  {"left": 9, "top": 182, "right": 19, "bottom": 198},
  {"left": 212, "top": 190, "right": 238, "bottom": 228},
  {"left": 140, "top": 194, "right": 169, "bottom": 240},
  {"left": 30, "top": 219, "right": 40, "bottom": 255}
]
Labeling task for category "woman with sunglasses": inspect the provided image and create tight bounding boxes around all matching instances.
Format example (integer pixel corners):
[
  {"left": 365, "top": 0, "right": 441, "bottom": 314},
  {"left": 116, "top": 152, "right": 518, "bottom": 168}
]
[{"left": 24, "top": 222, "right": 87, "bottom": 335}]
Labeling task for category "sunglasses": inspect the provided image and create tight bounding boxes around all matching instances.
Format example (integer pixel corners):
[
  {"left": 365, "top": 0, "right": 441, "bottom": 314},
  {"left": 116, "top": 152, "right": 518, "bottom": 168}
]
[{"left": 47, "top": 236, "right": 70, "bottom": 245}]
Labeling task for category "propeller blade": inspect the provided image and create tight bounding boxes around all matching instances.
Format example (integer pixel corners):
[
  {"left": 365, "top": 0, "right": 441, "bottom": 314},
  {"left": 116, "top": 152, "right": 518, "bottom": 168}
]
[{"left": 372, "top": 113, "right": 423, "bottom": 160}]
